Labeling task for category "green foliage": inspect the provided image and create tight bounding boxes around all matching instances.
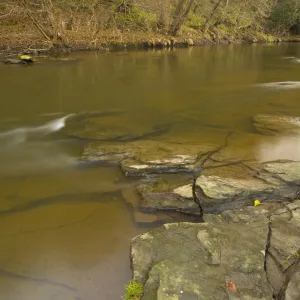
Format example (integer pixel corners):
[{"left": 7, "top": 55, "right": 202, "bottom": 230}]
[
  {"left": 186, "top": 14, "right": 206, "bottom": 29},
  {"left": 216, "top": 23, "right": 231, "bottom": 33},
  {"left": 123, "top": 281, "right": 143, "bottom": 300},
  {"left": 113, "top": 6, "right": 157, "bottom": 31},
  {"left": 269, "top": 0, "right": 300, "bottom": 33},
  {"left": 5, "top": 0, "right": 299, "bottom": 40}
]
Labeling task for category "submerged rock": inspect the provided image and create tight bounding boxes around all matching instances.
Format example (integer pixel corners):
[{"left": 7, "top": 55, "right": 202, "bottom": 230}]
[
  {"left": 253, "top": 114, "right": 300, "bottom": 136},
  {"left": 83, "top": 139, "right": 217, "bottom": 175},
  {"left": 264, "top": 160, "right": 300, "bottom": 184},
  {"left": 62, "top": 112, "right": 170, "bottom": 141}
]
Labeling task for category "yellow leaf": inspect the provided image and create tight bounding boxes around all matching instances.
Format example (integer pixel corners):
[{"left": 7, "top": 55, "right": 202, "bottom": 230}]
[
  {"left": 254, "top": 200, "right": 261, "bottom": 207},
  {"left": 18, "top": 54, "right": 33, "bottom": 61}
]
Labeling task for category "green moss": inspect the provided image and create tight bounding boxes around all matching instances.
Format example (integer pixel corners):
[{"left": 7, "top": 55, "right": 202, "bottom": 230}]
[{"left": 123, "top": 280, "right": 143, "bottom": 300}]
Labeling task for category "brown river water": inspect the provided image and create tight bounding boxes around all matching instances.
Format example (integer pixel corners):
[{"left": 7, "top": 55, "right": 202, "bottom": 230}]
[{"left": 1, "top": 43, "right": 300, "bottom": 300}]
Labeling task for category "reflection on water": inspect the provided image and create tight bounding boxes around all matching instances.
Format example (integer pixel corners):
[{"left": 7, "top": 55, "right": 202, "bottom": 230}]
[
  {"left": 258, "top": 135, "right": 300, "bottom": 162},
  {"left": 0, "top": 162, "right": 147, "bottom": 300},
  {"left": 1, "top": 43, "right": 300, "bottom": 299}
]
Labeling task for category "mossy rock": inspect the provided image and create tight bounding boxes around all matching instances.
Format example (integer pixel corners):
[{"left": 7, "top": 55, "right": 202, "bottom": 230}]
[{"left": 4, "top": 59, "right": 28, "bottom": 64}]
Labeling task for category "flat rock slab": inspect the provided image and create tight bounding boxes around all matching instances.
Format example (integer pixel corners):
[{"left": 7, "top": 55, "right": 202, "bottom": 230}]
[
  {"left": 138, "top": 160, "right": 300, "bottom": 214},
  {"left": 253, "top": 114, "right": 300, "bottom": 136},
  {"left": 285, "top": 264, "right": 300, "bottom": 300},
  {"left": 83, "top": 139, "right": 217, "bottom": 175},
  {"left": 62, "top": 112, "right": 170, "bottom": 141},
  {"left": 131, "top": 202, "right": 300, "bottom": 300},
  {"left": 131, "top": 209, "right": 273, "bottom": 300},
  {"left": 269, "top": 204, "right": 300, "bottom": 272},
  {"left": 264, "top": 161, "right": 300, "bottom": 184}
]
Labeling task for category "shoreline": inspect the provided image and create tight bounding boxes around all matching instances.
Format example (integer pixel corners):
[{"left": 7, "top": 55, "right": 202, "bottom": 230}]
[{"left": 1, "top": 27, "right": 299, "bottom": 59}]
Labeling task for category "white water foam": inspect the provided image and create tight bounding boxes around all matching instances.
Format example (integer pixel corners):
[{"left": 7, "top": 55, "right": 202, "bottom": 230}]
[
  {"left": 0, "top": 114, "right": 76, "bottom": 176},
  {"left": 0, "top": 114, "right": 73, "bottom": 147},
  {"left": 257, "top": 81, "right": 300, "bottom": 89}
]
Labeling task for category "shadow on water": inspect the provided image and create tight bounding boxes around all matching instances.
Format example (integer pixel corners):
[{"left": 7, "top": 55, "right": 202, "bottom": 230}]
[{"left": 0, "top": 191, "right": 121, "bottom": 216}]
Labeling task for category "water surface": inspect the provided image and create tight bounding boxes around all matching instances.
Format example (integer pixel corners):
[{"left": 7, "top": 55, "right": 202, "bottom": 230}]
[{"left": 1, "top": 43, "right": 300, "bottom": 299}]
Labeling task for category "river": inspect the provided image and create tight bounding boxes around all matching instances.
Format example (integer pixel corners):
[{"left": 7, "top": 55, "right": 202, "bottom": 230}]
[{"left": 1, "top": 43, "right": 300, "bottom": 300}]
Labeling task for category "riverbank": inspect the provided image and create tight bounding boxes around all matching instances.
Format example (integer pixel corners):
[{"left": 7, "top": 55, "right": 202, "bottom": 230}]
[{"left": 0, "top": 23, "right": 290, "bottom": 58}]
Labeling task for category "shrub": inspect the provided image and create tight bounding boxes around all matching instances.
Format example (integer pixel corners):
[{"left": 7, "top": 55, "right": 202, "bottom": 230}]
[
  {"left": 113, "top": 6, "right": 157, "bottom": 31},
  {"left": 269, "top": 0, "right": 300, "bottom": 34}
]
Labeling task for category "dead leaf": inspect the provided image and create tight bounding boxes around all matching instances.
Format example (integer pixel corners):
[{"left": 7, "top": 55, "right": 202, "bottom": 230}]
[{"left": 225, "top": 280, "right": 237, "bottom": 292}]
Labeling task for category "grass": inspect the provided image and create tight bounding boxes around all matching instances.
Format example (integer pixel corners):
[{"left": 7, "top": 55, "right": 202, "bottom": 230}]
[{"left": 123, "top": 280, "right": 143, "bottom": 300}]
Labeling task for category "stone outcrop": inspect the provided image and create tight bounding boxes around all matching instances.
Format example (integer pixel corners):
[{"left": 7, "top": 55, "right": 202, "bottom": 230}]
[
  {"left": 79, "top": 122, "right": 300, "bottom": 215},
  {"left": 138, "top": 160, "right": 300, "bottom": 214},
  {"left": 82, "top": 139, "right": 216, "bottom": 173},
  {"left": 131, "top": 201, "right": 300, "bottom": 300}
]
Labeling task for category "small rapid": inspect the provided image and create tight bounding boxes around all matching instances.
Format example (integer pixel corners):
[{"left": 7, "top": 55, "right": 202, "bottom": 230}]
[
  {"left": 0, "top": 115, "right": 77, "bottom": 176},
  {"left": 0, "top": 114, "right": 73, "bottom": 147}
]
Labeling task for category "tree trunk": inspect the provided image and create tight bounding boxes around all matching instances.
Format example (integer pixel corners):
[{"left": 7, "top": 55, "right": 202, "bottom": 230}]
[
  {"left": 169, "top": 0, "right": 195, "bottom": 36},
  {"left": 203, "top": 0, "right": 224, "bottom": 33}
]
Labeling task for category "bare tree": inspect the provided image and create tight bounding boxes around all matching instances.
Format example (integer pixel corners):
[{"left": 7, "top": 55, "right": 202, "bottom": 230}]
[{"left": 169, "top": 0, "right": 195, "bottom": 36}]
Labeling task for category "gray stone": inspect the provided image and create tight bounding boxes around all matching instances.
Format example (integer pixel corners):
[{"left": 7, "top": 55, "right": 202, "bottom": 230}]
[
  {"left": 193, "top": 175, "right": 273, "bottom": 199},
  {"left": 121, "top": 157, "right": 195, "bottom": 176},
  {"left": 186, "top": 39, "right": 194, "bottom": 46},
  {"left": 285, "top": 264, "right": 300, "bottom": 300},
  {"left": 131, "top": 211, "right": 273, "bottom": 300},
  {"left": 4, "top": 59, "right": 28, "bottom": 64},
  {"left": 138, "top": 160, "right": 300, "bottom": 215},
  {"left": 82, "top": 139, "right": 216, "bottom": 175},
  {"left": 264, "top": 161, "right": 300, "bottom": 184},
  {"left": 139, "top": 191, "right": 199, "bottom": 215},
  {"left": 253, "top": 114, "right": 300, "bottom": 136},
  {"left": 269, "top": 208, "right": 300, "bottom": 271}
]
